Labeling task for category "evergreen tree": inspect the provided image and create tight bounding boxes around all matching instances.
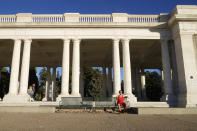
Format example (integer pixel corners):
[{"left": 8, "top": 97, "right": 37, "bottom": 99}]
[
  {"left": 29, "top": 67, "right": 39, "bottom": 94},
  {"left": 145, "top": 71, "right": 162, "bottom": 101},
  {"left": 0, "top": 67, "right": 10, "bottom": 99},
  {"left": 84, "top": 67, "right": 103, "bottom": 100},
  {"left": 34, "top": 67, "right": 47, "bottom": 101}
]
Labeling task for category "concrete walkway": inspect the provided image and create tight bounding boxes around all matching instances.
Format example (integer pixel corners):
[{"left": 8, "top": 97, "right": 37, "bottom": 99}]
[{"left": 0, "top": 113, "right": 197, "bottom": 131}]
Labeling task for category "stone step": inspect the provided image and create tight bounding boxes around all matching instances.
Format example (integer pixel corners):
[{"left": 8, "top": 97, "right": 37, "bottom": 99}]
[
  {"left": 131, "top": 102, "right": 169, "bottom": 107},
  {"left": 136, "top": 107, "right": 197, "bottom": 114},
  {"left": 0, "top": 106, "right": 56, "bottom": 113},
  {"left": 0, "top": 101, "right": 59, "bottom": 107}
]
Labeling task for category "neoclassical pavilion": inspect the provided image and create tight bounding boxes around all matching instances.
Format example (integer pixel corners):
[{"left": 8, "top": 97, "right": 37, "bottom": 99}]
[{"left": 0, "top": 5, "right": 197, "bottom": 108}]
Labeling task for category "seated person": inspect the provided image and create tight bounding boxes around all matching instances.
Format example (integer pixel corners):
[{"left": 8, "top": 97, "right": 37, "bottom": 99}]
[
  {"left": 27, "top": 86, "right": 34, "bottom": 101},
  {"left": 117, "top": 90, "right": 127, "bottom": 112}
]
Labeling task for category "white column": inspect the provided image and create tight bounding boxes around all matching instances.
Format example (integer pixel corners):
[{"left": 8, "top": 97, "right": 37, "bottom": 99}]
[
  {"left": 161, "top": 40, "right": 173, "bottom": 101},
  {"left": 170, "top": 41, "right": 178, "bottom": 96},
  {"left": 141, "top": 74, "right": 147, "bottom": 100},
  {"left": 122, "top": 39, "right": 137, "bottom": 104},
  {"left": 52, "top": 67, "right": 56, "bottom": 101},
  {"left": 80, "top": 67, "right": 84, "bottom": 97},
  {"left": 42, "top": 67, "right": 50, "bottom": 101},
  {"left": 107, "top": 67, "right": 112, "bottom": 96},
  {"left": 71, "top": 39, "right": 81, "bottom": 97},
  {"left": 122, "top": 39, "right": 132, "bottom": 95},
  {"left": 131, "top": 67, "right": 137, "bottom": 96},
  {"left": 48, "top": 67, "right": 51, "bottom": 100},
  {"left": 112, "top": 39, "right": 121, "bottom": 96},
  {"left": 136, "top": 68, "right": 142, "bottom": 100},
  {"left": 19, "top": 39, "right": 32, "bottom": 95},
  {"left": 8, "top": 39, "right": 22, "bottom": 95},
  {"left": 102, "top": 67, "right": 107, "bottom": 97},
  {"left": 60, "top": 39, "right": 70, "bottom": 96}
]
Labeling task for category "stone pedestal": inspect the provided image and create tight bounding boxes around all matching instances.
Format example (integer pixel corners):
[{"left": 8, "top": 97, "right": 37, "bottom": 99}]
[
  {"left": 56, "top": 94, "right": 70, "bottom": 102},
  {"left": 3, "top": 94, "right": 30, "bottom": 103},
  {"left": 127, "top": 94, "right": 137, "bottom": 107}
]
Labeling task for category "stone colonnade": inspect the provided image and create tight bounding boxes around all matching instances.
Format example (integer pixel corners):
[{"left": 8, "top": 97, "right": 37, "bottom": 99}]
[
  {"left": 2, "top": 38, "right": 175, "bottom": 105},
  {"left": 56, "top": 38, "right": 137, "bottom": 102}
]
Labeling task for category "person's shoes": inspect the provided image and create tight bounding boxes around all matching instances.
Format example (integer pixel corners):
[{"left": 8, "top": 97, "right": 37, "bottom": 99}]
[
  {"left": 30, "top": 98, "right": 34, "bottom": 102},
  {"left": 118, "top": 110, "right": 123, "bottom": 113}
]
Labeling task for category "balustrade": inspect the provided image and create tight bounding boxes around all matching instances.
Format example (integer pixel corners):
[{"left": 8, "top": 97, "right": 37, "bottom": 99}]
[
  {"left": 0, "top": 14, "right": 167, "bottom": 23},
  {"left": 32, "top": 15, "right": 64, "bottom": 22},
  {"left": 0, "top": 15, "right": 16, "bottom": 23},
  {"left": 128, "top": 15, "right": 160, "bottom": 23},
  {"left": 79, "top": 15, "right": 112, "bottom": 23}
]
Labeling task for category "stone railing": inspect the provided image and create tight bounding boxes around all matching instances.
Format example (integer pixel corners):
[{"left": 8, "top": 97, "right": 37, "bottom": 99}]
[
  {"left": 79, "top": 15, "right": 113, "bottom": 23},
  {"left": 128, "top": 15, "right": 160, "bottom": 23},
  {"left": 0, "top": 15, "right": 16, "bottom": 23},
  {"left": 0, "top": 13, "right": 169, "bottom": 23},
  {"left": 32, "top": 15, "right": 64, "bottom": 22}
]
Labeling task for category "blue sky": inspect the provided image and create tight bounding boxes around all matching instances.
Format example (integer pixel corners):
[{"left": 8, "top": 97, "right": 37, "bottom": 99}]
[
  {"left": 0, "top": 0, "right": 196, "bottom": 14},
  {"left": 2, "top": 0, "right": 196, "bottom": 79}
]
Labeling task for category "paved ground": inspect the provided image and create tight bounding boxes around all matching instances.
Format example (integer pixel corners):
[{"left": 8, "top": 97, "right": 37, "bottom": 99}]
[{"left": 0, "top": 112, "right": 197, "bottom": 131}]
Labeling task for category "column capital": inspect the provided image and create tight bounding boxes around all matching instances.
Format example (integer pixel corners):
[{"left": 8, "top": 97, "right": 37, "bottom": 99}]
[
  {"left": 121, "top": 38, "right": 130, "bottom": 43},
  {"left": 112, "top": 39, "right": 120, "bottom": 44},
  {"left": 62, "top": 38, "right": 70, "bottom": 43},
  {"left": 12, "top": 39, "right": 22, "bottom": 42},
  {"left": 72, "top": 38, "right": 81, "bottom": 43},
  {"left": 24, "top": 39, "right": 32, "bottom": 43}
]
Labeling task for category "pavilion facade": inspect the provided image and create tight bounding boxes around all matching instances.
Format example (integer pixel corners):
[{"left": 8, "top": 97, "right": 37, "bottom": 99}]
[{"left": 0, "top": 5, "right": 197, "bottom": 107}]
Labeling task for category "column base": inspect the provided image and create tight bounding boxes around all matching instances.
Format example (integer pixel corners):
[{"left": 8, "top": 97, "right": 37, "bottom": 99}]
[
  {"left": 42, "top": 97, "right": 48, "bottom": 102},
  {"left": 70, "top": 93, "right": 81, "bottom": 97},
  {"left": 127, "top": 94, "right": 137, "bottom": 107},
  {"left": 3, "top": 94, "right": 30, "bottom": 103},
  {"left": 56, "top": 94, "right": 70, "bottom": 102},
  {"left": 161, "top": 94, "right": 178, "bottom": 107}
]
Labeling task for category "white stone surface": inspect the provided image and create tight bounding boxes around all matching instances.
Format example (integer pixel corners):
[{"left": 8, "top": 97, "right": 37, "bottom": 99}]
[
  {"left": 112, "top": 39, "right": 121, "bottom": 97},
  {"left": 122, "top": 39, "right": 132, "bottom": 95},
  {"left": 42, "top": 67, "right": 51, "bottom": 101},
  {"left": 80, "top": 68, "right": 84, "bottom": 97},
  {"left": 122, "top": 39, "right": 137, "bottom": 103},
  {"left": 71, "top": 39, "right": 81, "bottom": 97},
  {"left": 59, "top": 39, "right": 70, "bottom": 96},
  {"left": 161, "top": 40, "right": 174, "bottom": 104},
  {"left": 3, "top": 39, "right": 21, "bottom": 103},
  {"left": 52, "top": 67, "right": 56, "bottom": 101},
  {"left": 141, "top": 74, "right": 147, "bottom": 100},
  {"left": 19, "top": 39, "right": 32, "bottom": 95}
]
